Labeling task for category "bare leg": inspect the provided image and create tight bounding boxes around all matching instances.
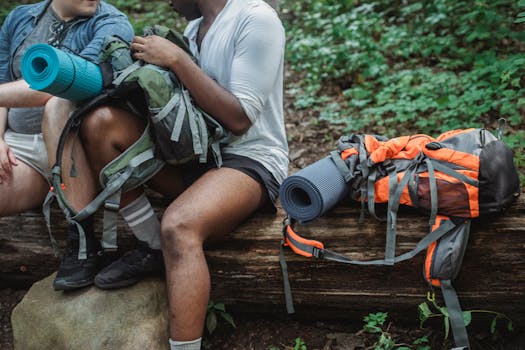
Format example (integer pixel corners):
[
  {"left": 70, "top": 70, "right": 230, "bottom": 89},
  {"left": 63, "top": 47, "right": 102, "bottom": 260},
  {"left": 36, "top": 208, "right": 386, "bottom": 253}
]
[
  {"left": 80, "top": 106, "right": 148, "bottom": 206},
  {"left": 41, "top": 97, "right": 98, "bottom": 211},
  {"left": 0, "top": 162, "right": 48, "bottom": 216},
  {"left": 161, "top": 167, "right": 266, "bottom": 340}
]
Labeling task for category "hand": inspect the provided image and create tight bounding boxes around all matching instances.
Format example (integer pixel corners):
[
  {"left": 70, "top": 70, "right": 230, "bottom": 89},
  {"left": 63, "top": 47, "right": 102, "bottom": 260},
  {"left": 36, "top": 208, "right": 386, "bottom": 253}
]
[
  {"left": 0, "top": 139, "right": 18, "bottom": 183},
  {"left": 131, "top": 35, "right": 186, "bottom": 68}
]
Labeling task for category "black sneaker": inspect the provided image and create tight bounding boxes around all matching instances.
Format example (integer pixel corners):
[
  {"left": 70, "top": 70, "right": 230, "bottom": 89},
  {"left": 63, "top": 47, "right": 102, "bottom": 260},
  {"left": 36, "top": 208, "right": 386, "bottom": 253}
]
[
  {"left": 53, "top": 224, "right": 103, "bottom": 291},
  {"left": 94, "top": 242, "right": 164, "bottom": 290}
]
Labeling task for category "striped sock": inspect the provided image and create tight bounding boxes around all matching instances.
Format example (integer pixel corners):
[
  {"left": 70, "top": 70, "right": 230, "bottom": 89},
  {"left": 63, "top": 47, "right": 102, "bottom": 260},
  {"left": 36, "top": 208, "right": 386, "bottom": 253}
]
[
  {"left": 169, "top": 338, "right": 202, "bottom": 350},
  {"left": 119, "top": 194, "right": 161, "bottom": 250}
]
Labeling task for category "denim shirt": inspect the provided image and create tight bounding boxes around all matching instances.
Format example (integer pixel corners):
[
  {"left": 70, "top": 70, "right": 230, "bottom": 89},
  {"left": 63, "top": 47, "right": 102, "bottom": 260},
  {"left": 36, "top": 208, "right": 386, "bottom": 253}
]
[{"left": 0, "top": 0, "right": 134, "bottom": 84}]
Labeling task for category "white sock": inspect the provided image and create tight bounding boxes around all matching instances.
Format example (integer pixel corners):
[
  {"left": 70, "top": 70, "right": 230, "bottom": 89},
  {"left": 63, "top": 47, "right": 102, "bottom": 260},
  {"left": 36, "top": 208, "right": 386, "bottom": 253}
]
[
  {"left": 119, "top": 193, "right": 161, "bottom": 250},
  {"left": 169, "top": 338, "right": 202, "bottom": 350}
]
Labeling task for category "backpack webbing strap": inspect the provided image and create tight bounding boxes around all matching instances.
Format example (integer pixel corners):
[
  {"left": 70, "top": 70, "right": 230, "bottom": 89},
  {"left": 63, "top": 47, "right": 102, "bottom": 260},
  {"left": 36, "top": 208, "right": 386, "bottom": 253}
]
[
  {"left": 112, "top": 62, "right": 142, "bottom": 86},
  {"left": 80, "top": 148, "right": 156, "bottom": 252},
  {"left": 170, "top": 91, "right": 188, "bottom": 141},
  {"left": 279, "top": 239, "right": 295, "bottom": 314},
  {"left": 49, "top": 147, "right": 156, "bottom": 259},
  {"left": 429, "top": 160, "right": 479, "bottom": 188},
  {"left": 283, "top": 217, "right": 455, "bottom": 266},
  {"left": 280, "top": 217, "right": 457, "bottom": 314},
  {"left": 101, "top": 189, "right": 122, "bottom": 250},
  {"left": 184, "top": 91, "right": 205, "bottom": 159},
  {"left": 366, "top": 169, "right": 387, "bottom": 222},
  {"left": 42, "top": 191, "right": 60, "bottom": 257},
  {"left": 385, "top": 162, "right": 418, "bottom": 265},
  {"left": 358, "top": 139, "right": 370, "bottom": 224},
  {"left": 440, "top": 279, "right": 471, "bottom": 349},
  {"left": 329, "top": 150, "right": 353, "bottom": 182},
  {"left": 424, "top": 158, "right": 438, "bottom": 227}
]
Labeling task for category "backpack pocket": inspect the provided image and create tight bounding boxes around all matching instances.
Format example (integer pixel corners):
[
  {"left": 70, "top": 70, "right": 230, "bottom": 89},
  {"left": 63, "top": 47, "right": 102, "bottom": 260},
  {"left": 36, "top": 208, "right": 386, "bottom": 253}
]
[{"left": 478, "top": 140, "right": 521, "bottom": 214}]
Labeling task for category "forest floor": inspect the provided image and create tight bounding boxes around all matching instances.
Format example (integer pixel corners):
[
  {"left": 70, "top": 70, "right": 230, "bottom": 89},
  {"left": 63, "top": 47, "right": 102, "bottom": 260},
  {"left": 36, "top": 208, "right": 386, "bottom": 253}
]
[{"left": 1, "top": 74, "right": 524, "bottom": 350}]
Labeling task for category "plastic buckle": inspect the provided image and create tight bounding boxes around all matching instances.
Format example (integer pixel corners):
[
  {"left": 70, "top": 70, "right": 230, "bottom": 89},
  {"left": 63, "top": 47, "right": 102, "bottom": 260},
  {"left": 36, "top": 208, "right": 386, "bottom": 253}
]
[
  {"left": 383, "top": 159, "right": 396, "bottom": 174},
  {"left": 104, "top": 201, "right": 120, "bottom": 212},
  {"left": 312, "top": 247, "right": 323, "bottom": 259}
]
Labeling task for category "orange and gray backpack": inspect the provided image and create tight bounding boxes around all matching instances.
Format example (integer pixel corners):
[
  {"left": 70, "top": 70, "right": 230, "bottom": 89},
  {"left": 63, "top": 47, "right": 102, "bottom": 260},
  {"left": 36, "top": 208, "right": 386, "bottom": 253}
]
[{"left": 279, "top": 120, "right": 521, "bottom": 350}]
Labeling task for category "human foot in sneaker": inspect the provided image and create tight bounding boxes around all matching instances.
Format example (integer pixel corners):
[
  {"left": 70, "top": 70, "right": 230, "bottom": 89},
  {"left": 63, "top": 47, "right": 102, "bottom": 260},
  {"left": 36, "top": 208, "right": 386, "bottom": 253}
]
[
  {"left": 94, "top": 241, "right": 164, "bottom": 290},
  {"left": 53, "top": 224, "right": 103, "bottom": 291}
]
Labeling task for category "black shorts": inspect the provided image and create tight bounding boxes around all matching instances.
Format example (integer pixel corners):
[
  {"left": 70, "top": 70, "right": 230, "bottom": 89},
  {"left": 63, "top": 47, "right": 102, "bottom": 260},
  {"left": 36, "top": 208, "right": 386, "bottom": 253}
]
[{"left": 181, "top": 153, "right": 280, "bottom": 213}]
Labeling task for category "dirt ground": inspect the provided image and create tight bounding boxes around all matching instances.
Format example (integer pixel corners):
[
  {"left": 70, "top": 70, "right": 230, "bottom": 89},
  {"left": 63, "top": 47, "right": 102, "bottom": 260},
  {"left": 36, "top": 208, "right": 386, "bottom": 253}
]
[
  {"left": 2, "top": 286, "right": 524, "bottom": 350},
  {"left": 1, "top": 79, "right": 524, "bottom": 350}
]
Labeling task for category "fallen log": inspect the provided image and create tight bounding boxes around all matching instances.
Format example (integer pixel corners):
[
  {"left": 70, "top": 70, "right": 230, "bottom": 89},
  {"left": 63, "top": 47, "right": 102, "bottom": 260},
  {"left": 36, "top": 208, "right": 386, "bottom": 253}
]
[{"left": 1, "top": 195, "right": 524, "bottom": 323}]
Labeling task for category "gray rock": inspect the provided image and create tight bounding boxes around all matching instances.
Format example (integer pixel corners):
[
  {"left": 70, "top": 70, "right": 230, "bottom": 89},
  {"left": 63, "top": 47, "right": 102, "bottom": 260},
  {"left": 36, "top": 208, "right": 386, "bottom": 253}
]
[{"left": 11, "top": 273, "right": 168, "bottom": 350}]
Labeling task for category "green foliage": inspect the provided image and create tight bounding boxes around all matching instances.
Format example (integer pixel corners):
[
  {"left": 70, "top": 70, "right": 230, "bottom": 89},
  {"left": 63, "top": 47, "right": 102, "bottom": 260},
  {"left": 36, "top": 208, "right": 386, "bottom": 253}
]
[
  {"left": 418, "top": 296, "right": 514, "bottom": 339},
  {"left": 268, "top": 337, "right": 308, "bottom": 350},
  {"left": 107, "top": 0, "right": 186, "bottom": 34},
  {"left": 0, "top": 1, "right": 186, "bottom": 34},
  {"left": 293, "top": 337, "right": 308, "bottom": 350},
  {"left": 0, "top": 1, "right": 20, "bottom": 24},
  {"left": 283, "top": 0, "right": 525, "bottom": 183},
  {"left": 362, "top": 312, "right": 430, "bottom": 350},
  {"left": 205, "top": 300, "right": 236, "bottom": 335}
]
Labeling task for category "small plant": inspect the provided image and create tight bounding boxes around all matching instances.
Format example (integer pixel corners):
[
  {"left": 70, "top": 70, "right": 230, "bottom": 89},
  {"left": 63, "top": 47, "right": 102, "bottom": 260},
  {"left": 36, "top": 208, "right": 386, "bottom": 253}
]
[
  {"left": 293, "top": 337, "right": 307, "bottom": 350},
  {"left": 268, "top": 337, "right": 308, "bottom": 350},
  {"left": 418, "top": 293, "right": 514, "bottom": 339},
  {"left": 205, "top": 300, "right": 236, "bottom": 335},
  {"left": 361, "top": 312, "right": 430, "bottom": 350}
]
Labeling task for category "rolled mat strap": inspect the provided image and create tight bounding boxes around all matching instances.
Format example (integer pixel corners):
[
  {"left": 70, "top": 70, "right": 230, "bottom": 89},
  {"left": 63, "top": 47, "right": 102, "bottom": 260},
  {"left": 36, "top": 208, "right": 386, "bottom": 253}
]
[
  {"left": 279, "top": 156, "right": 350, "bottom": 224},
  {"left": 21, "top": 43, "right": 103, "bottom": 102}
]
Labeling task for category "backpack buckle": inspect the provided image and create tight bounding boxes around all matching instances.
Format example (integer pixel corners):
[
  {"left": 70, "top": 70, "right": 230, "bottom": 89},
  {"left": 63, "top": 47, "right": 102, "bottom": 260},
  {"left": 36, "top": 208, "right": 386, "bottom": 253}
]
[
  {"left": 382, "top": 159, "right": 396, "bottom": 174},
  {"left": 312, "top": 246, "right": 323, "bottom": 259},
  {"left": 104, "top": 201, "right": 120, "bottom": 212}
]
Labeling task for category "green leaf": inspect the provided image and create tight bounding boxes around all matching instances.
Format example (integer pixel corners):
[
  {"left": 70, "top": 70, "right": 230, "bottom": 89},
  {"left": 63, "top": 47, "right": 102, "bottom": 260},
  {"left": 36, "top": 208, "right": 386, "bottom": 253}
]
[
  {"left": 490, "top": 316, "right": 498, "bottom": 334},
  {"left": 438, "top": 306, "right": 449, "bottom": 317},
  {"left": 206, "top": 312, "right": 217, "bottom": 335},
  {"left": 508, "top": 321, "right": 514, "bottom": 332},
  {"left": 444, "top": 316, "right": 450, "bottom": 339},
  {"left": 414, "top": 335, "right": 429, "bottom": 345},
  {"left": 220, "top": 312, "right": 237, "bottom": 329},
  {"left": 418, "top": 302, "right": 433, "bottom": 326},
  {"left": 214, "top": 303, "right": 226, "bottom": 312},
  {"left": 463, "top": 311, "right": 472, "bottom": 327}
]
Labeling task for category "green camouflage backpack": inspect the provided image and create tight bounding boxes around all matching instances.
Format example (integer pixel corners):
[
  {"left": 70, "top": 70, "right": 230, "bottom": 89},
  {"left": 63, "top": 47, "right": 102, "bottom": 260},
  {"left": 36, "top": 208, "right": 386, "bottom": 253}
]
[{"left": 44, "top": 25, "right": 230, "bottom": 259}]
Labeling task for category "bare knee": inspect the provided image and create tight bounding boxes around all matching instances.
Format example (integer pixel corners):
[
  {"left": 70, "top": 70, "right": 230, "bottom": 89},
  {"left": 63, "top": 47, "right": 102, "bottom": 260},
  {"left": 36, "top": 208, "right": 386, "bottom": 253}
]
[
  {"left": 161, "top": 211, "right": 203, "bottom": 260},
  {"left": 42, "top": 97, "right": 75, "bottom": 137},
  {"left": 81, "top": 106, "right": 144, "bottom": 149},
  {"left": 81, "top": 106, "right": 117, "bottom": 141}
]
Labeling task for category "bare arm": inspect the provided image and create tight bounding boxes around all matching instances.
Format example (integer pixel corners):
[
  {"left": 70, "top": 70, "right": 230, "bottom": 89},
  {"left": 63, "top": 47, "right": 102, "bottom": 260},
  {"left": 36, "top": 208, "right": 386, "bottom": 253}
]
[
  {"left": 0, "top": 80, "right": 53, "bottom": 108},
  {"left": 131, "top": 36, "right": 252, "bottom": 136},
  {"left": 0, "top": 107, "right": 18, "bottom": 182}
]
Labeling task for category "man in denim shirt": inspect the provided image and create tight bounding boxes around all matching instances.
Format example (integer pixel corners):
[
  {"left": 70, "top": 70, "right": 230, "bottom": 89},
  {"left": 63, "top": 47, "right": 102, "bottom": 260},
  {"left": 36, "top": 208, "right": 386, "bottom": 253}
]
[{"left": 0, "top": 0, "right": 133, "bottom": 289}]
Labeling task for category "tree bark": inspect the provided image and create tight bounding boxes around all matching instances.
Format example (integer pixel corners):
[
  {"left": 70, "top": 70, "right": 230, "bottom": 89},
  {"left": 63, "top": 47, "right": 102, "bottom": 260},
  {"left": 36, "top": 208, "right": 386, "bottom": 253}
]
[{"left": 1, "top": 196, "right": 524, "bottom": 322}]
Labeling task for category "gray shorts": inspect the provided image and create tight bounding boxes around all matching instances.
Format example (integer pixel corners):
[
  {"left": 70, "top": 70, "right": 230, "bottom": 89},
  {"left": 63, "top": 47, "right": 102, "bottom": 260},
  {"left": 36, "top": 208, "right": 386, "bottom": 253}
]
[{"left": 3, "top": 129, "right": 51, "bottom": 180}]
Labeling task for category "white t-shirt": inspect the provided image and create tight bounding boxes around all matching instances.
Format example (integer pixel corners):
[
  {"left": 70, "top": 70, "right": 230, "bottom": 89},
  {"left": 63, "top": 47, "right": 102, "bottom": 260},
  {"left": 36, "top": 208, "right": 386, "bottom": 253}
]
[{"left": 184, "top": 0, "right": 289, "bottom": 183}]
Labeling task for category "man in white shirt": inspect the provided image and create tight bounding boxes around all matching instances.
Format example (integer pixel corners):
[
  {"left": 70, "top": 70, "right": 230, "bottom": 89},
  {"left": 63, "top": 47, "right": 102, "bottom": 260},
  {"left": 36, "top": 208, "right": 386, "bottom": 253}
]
[{"left": 43, "top": 0, "right": 288, "bottom": 349}]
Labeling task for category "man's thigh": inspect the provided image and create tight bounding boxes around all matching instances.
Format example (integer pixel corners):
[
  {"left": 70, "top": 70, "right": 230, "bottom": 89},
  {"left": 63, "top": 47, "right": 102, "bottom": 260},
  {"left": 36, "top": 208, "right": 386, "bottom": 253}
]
[{"left": 163, "top": 166, "right": 267, "bottom": 241}]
